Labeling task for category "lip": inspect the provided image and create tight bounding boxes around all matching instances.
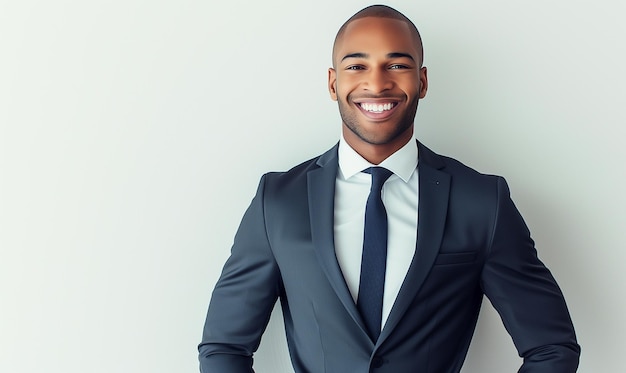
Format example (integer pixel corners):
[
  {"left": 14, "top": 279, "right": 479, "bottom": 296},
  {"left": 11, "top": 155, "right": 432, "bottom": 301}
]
[{"left": 354, "top": 99, "right": 401, "bottom": 121}]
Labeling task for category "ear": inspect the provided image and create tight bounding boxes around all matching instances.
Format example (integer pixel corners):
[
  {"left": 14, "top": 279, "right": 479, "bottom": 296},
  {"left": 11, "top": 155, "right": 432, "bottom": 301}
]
[
  {"left": 418, "top": 66, "right": 428, "bottom": 99},
  {"left": 328, "top": 68, "right": 338, "bottom": 101}
]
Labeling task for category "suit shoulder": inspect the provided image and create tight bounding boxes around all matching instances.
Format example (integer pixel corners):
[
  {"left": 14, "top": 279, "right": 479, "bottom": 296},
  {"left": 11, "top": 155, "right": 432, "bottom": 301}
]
[
  {"left": 421, "top": 144, "right": 506, "bottom": 201},
  {"left": 424, "top": 147, "right": 511, "bottom": 228}
]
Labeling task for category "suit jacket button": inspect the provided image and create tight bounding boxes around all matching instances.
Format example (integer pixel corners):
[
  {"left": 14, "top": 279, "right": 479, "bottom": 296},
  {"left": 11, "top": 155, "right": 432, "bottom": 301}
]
[{"left": 372, "top": 357, "right": 384, "bottom": 368}]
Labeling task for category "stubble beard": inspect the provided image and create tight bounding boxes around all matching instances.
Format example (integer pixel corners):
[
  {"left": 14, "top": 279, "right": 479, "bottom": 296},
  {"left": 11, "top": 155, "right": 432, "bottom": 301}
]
[{"left": 338, "top": 95, "right": 419, "bottom": 145}]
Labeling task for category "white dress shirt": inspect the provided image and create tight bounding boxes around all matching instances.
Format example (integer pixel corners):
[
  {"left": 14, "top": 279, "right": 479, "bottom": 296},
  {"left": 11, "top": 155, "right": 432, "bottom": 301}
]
[{"left": 334, "top": 135, "right": 419, "bottom": 330}]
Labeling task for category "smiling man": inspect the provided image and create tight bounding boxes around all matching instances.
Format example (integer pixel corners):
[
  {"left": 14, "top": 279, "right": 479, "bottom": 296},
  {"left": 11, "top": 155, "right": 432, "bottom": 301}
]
[
  {"left": 199, "top": 5, "right": 580, "bottom": 373},
  {"left": 329, "top": 13, "right": 427, "bottom": 164}
]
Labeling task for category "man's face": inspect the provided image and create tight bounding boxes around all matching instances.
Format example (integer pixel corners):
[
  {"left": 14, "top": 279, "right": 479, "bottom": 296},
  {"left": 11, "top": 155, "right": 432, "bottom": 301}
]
[{"left": 328, "top": 17, "right": 428, "bottom": 156}]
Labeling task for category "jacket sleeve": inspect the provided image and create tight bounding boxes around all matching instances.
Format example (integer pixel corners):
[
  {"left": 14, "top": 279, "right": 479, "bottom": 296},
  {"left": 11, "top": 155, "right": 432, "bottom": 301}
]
[
  {"left": 198, "top": 175, "right": 281, "bottom": 373},
  {"left": 481, "top": 177, "right": 580, "bottom": 372}
]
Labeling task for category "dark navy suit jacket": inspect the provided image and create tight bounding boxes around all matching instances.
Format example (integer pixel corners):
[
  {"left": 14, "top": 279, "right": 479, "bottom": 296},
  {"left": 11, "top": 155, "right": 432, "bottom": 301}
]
[{"left": 199, "top": 142, "right": 580, "bottom": 372}]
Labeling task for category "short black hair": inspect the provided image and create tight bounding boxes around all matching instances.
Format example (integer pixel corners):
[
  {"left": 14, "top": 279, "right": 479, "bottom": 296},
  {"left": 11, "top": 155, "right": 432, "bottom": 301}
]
[{"left": 333, "top": 5, "right": 424, "bottom": 66}]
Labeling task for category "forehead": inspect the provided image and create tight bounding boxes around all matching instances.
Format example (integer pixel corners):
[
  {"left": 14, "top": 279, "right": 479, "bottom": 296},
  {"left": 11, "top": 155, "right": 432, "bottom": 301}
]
[{"left": 334, "top": 17, "right": 420, "bottom": 63}]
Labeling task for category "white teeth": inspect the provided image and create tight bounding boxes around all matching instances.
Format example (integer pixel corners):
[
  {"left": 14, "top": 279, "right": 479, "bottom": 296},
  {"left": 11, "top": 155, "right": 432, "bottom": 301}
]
[{"left": 361, "top": 103, "right": 394, "bottom": 113}]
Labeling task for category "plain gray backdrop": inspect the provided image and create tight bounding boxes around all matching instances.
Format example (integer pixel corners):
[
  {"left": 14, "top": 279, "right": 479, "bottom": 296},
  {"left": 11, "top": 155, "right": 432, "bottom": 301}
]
[{"left": 1, "top": 0, "right": 624, "bottom": 372}]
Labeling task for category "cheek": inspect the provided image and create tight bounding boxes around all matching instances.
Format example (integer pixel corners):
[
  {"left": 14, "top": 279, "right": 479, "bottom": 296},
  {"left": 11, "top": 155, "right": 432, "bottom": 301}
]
[
  {"left": 400, "top": 75, "right": 422, "bottom": 95},
  {"left": 336, "top": 76, "right": 359, "bottom": 98},
  {"left": 336, "top": 86, "right": 352, "bottom": 103}
]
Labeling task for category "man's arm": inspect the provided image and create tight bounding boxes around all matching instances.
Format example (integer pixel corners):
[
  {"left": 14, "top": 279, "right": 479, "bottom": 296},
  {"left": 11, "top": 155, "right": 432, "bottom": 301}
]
[
  {"left": 198, "top": 175, "right": 281, "bottom": 373},
  {"left": 481, "top": 177, "right": 580, "bottom": 372}
]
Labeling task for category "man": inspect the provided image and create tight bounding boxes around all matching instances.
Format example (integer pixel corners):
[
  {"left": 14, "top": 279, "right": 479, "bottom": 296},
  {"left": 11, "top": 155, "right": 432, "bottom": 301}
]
[{"left": 199, "top": 5, "right": 580, "bottom": 372}]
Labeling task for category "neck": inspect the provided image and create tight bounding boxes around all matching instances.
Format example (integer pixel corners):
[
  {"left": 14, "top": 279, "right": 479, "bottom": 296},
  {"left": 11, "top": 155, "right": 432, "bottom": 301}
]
[{"left": 342, "top": 127, "right": 414, "bottom": 165}]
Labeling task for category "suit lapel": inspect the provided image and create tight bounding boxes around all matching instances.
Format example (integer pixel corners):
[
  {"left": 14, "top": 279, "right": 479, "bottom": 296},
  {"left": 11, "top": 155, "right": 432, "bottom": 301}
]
[
  {"left": 307, "top": 145, "right": 369, "bottom": 335},
  {"left": 378, "top": 143, "right": 450, "bottom": 346}
]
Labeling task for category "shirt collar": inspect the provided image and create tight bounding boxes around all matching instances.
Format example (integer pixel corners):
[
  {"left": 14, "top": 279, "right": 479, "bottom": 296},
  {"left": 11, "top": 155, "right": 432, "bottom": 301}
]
[{"left": 338, "top": 134, "right": 418, "bottom": 183}]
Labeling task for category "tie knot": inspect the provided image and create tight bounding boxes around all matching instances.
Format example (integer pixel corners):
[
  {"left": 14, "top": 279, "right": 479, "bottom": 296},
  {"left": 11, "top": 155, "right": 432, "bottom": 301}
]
[{"left": 365, "top": 167, "right": 394, "bottom": 191}]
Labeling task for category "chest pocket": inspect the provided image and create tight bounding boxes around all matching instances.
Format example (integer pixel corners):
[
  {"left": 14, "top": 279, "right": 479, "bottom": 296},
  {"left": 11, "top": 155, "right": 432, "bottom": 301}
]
[{"left": 434, "top": 252, "right": 477, "bottom": 266}]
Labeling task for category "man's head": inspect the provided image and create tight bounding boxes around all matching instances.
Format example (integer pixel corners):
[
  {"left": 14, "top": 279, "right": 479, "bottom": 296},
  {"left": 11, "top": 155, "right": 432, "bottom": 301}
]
[
  {"left": 332, "top": 5, "right": 424, "bottom": 68},
  {"left": 328, "top": 5, "right": 428, "bottom": 164}
]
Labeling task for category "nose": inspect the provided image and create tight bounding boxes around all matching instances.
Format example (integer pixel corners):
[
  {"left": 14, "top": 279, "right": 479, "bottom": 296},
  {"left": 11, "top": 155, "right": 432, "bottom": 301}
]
[{"left": 364, "top": 68, "right": 393, "bottom": 93}]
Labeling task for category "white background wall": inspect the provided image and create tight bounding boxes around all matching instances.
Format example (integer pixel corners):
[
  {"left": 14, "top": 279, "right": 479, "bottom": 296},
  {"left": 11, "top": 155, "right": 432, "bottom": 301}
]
[{"left": 1, "top": 0, "right": 624, "bottom": 372}]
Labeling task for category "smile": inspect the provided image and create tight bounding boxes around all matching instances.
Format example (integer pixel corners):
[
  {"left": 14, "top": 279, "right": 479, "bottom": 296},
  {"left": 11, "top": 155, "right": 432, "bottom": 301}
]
[
  {"left": 359, "top": 102, "right": 396, "bottom": 113},
  {"left": 355, "top": 100, "right": 400, "bottom": 120}
]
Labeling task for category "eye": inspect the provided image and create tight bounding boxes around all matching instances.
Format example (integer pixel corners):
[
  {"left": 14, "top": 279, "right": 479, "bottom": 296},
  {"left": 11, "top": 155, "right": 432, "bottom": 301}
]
[
  {"left": 345, "top": 65, "right": 365, "bottom": 70},
  {"left": 389, "top": 64, "right": 409, "bottom": 70}
]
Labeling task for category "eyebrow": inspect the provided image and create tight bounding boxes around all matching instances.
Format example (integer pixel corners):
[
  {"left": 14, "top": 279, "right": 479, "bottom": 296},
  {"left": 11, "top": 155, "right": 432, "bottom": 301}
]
[{"left": 341, "top": 52, "right": 415, "bottom": 62}]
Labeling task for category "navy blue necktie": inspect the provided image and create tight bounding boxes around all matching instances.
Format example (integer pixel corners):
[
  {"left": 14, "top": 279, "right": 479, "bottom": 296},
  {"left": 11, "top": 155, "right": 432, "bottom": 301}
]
[{"left": 357, "top": 166, "right": 393, "bottom": 341}]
